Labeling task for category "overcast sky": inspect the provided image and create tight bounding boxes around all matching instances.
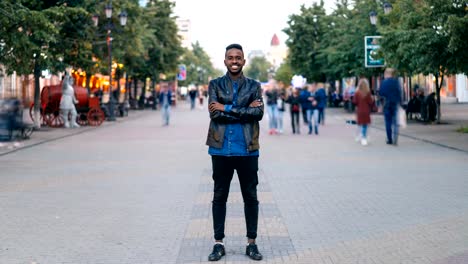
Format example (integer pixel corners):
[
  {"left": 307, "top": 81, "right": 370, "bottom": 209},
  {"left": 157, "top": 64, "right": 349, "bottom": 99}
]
[{"left": 141, "top": 0, "right": 334, "bottom": 69}]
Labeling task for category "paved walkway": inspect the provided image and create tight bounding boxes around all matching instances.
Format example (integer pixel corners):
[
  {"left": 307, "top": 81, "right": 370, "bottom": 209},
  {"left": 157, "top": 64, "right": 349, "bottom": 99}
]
[
  {"left": 1, "top": 101, "right": 467, "bottom": 264},
  {"left": 2, "top": 102, "right": 467, "bottom": 156}
]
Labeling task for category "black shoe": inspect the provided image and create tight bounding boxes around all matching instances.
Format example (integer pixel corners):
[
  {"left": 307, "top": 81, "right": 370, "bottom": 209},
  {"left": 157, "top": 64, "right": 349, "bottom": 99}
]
[
  {"left": 208, "top": 244, "right": 225, "bottom": 261},
  {"left": 386, "top": 140, "right": 393, "bottom": 145},
  {"left": 246, "top": 243, "right": 263, "bottom": 261}
]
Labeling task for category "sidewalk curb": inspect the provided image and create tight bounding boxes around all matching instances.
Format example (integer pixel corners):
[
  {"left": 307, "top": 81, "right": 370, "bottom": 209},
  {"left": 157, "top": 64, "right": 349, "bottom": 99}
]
[
  {"left": 0, "top": 127, "right": 95, "bottom": 157},
  {"left": 0, "top": 109, "right": 152, "bottom": 157},
  {"left": 340, "top": 112, "right": 468, "bottom": 155},
  {"left": 371, "top": 125, "right": 468, "bottom": 155}
]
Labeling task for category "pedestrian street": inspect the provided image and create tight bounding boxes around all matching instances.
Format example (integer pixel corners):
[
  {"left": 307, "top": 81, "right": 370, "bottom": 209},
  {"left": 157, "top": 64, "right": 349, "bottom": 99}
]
[{"left": 1, "top": 101, "right": 467, "bottom": 264}]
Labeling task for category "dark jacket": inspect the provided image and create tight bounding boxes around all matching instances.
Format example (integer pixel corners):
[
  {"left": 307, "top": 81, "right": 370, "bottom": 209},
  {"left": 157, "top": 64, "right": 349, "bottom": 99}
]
[
  {"left": 206, "top": 73, "right": 264, "bottom": 151},
  {"left": 379, "top": 78, "right": 401, "bottom": 107},
  {"left": 286, "top": 94, "right": 301, "bottom": 112},
  {"left": 315, "top": 88, "right": 327, "bottom": 108},
  {"left": 159, "top": 90, "right": 172, "bottom": 108},
  {"left": 299, "top": 89, "right": 311, "bottom": 110},
  {"left": 265, "top": 89, "right": 278, "bottom": 105}
]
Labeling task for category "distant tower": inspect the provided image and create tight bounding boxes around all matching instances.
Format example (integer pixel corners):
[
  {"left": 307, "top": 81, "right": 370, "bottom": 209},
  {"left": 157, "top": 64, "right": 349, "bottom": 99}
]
[
  {"left": 271, "top": 33, "right": 280, "bottom": 47},
  {"left": 267, "top": 33, "right": 287, "bottom": 69}
]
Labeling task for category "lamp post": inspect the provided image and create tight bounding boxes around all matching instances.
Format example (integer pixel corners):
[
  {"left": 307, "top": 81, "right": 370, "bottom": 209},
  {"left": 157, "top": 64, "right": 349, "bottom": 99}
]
[
  {"left": 369, "top": 2, "right": 393, "bottom": 25},
  {"left": 383, "top": 2, "right": 393, "bottom": 15},
  {"left": 92, "top": 1, "right": 127, "bottom": 121},
  {"left": 369, "top": 11, "right": 377, "bottom": 26}
]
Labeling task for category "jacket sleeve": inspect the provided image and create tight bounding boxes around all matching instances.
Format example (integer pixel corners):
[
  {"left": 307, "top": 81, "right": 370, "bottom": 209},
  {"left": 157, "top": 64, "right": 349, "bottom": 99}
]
[
  {"left": 208, "top": 80, "right": 242, "bottom": 123},
  {"left": 229, "top": 82, "right": 264, "bottom": 122}
]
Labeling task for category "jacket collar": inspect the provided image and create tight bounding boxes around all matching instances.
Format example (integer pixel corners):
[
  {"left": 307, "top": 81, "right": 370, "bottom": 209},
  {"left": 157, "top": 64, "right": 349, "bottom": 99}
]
[{"left": 225, "top": 72, "right": 245, "bottom": 90}]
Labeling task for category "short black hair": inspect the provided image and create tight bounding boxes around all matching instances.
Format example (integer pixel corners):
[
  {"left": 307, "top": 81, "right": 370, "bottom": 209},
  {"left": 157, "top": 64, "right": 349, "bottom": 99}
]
[{"left": 225, "top": 43, "right": 243, "bottom": 52}]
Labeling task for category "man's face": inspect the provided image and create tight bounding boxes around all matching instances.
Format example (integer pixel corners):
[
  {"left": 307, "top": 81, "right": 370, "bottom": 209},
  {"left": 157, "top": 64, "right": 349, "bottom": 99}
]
[{"left": 224, "top": 48, "right": 245, "bottom": 75}]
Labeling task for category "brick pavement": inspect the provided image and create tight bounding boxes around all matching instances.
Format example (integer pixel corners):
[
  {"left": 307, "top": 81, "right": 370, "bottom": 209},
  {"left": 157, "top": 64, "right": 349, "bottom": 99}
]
[{"left": 1, "top": 101, "right": 467, "bottom": 264}]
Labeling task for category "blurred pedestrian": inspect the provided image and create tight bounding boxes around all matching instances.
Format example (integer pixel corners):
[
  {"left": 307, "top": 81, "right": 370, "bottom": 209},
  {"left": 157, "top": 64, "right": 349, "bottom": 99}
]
[
  {"left": 188, "top": 87, "right": 197, "bottom": 110},
  {"left": 426, "top": 92, "right": 437, "bottom": 123},
  {"left": 307, "top": 84, "right": 319, "bottom": 135},
  {"left": 199, "top": 86, "right": 205, "bottom": 109},
  {"left": 265, "top": 84, "right": 278, "bottom": 134},
  {"left": 206, "top": 43, "right": 264, "bottom": 261},
  {"left": 159, "top": 86, "right": 172, "bottom": 126},
  {"left": 299, "top": 86, "right": 310, "bottom": 125},
  {"left": 379, "top": 68, "right": 402, "bottom": 145},
  {"left": 315, "top": 82, "right": 327, "bottom": 125},
  {"left": 352, "top": 78, "right": 374, "bottom": 146},
  {"left": 276, "top": 87, "right": 286, "bottom": 134},
  {"left": 287, "top": 88, "right": 301, "bottom": 134}
]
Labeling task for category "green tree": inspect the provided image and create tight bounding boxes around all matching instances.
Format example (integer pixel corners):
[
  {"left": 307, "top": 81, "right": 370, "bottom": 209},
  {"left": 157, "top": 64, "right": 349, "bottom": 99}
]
[
  {"left": 0, "top": 1, "right": 86, "bottom": 128},
  {"left": 446, "top": 1, "right": 468, "bottom": 75},
  {"left": 244, "top": 56, "right": 272, "bottom": 82},
  {"left": 284, "top": 1, "right": 327, "bottom": 82},
  {"left": 178, "top": 42, "right": 219, "bottom": 86},
  {"left": 380, "top": 0, "right": 467, "bottom": 123},
  {"left": 143, "top": 0, "right": 183, "bottom": 84},
  {"left": 274, "top": 59, "right": 294, "bottom": 87}
]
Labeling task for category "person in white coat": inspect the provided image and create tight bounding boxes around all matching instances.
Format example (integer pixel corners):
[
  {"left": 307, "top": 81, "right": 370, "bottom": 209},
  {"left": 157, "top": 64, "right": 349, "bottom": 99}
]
[{"left": 60, "top": 74, "right": 80, "bottom": 128}]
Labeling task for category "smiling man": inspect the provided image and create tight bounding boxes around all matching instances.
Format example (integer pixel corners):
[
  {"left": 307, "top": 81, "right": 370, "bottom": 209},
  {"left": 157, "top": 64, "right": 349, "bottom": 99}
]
[{"left": 205, "top": 43, "right": 264, "bottom": 261}]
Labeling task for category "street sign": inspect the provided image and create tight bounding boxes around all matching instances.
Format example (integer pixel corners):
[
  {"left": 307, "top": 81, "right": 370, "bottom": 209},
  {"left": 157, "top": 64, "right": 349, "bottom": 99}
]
[
  {"left": 365, "top": 36, "right": 385, "bottom": 68},
  {"left": 177, "top": 64, "right": 186, "bottom": 81}
]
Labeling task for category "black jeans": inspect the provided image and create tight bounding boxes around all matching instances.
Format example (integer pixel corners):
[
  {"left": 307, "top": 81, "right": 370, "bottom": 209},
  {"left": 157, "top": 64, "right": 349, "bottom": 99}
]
[
  {"left": 211, "top": 155, "right": 259, "bottom": 241},
  {"left": 318, "top": 107, "right": 325, "bottom": 125},
  {"left": 291, "top": 111, "right": 300, "bottom": 134},
  {"left": 301, "top": 107, "right": 308, "bottom": 124}
]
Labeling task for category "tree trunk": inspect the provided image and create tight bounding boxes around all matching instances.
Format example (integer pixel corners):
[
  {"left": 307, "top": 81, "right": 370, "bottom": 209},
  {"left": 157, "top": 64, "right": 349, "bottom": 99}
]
[
  {"left": 434, "top": 72, "right": 443, "bottom": 123},
  {"left": 133, "top": 77, "right": 138, "bottom": 100},
  {"left": 115, "top": 71, "right": 121, "bottom": 104},
  {"left": 85, "top": 74, "right": 91, "bottom": 95},
  {"left": 138, "top": 78, "right": 146, "bottom": 109},
  {"left": 125, "top": 74, "right": 129, "bottom": 104},
  {"left": 33, "top": 61, "right": 42, "bottom": 129}
]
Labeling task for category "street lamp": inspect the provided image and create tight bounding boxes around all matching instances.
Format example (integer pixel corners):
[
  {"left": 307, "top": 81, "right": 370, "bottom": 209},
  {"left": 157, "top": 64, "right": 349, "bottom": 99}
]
[
  {"left": 369, "top": 11, "right": 377, "bottom": 25},
  {"left": 369, "top": 2, "right": 393, "bottom": 26},
  {"left": 383, "top": 2, "right": 393, "bottom": 15},
  {"left": 93, "top": 1, "right": 127, "bottom": 121}
]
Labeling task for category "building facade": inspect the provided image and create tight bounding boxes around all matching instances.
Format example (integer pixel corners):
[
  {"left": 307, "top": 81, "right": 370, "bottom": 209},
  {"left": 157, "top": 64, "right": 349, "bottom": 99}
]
[{"left": 176, "top": 18, "right": 192, "bottom": 50}]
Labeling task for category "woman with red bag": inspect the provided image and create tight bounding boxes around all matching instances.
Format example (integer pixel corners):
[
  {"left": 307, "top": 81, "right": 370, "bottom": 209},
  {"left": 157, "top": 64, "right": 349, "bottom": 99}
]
[{"left": 286, "top": 88, "right": 302, "bottom": 134}]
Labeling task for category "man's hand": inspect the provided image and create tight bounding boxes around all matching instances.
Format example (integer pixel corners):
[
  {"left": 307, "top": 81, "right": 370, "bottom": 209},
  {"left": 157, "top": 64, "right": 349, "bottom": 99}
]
[
  {"left": 209, "top": 102, "right": 224, "bottom": 113},
  {"left": 249, "top": 100, "right": 263, "bottom": 107}
]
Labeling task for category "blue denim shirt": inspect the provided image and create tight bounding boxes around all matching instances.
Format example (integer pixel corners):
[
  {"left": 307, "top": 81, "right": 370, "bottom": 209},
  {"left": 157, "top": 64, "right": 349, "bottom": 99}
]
[{"left": 209, "top": 81, "right": 259, "bottom": 157}]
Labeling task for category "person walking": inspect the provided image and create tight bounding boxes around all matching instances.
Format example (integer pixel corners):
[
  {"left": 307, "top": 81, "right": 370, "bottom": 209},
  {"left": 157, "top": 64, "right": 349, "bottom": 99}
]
[
  {"left": 352, "top": 78, "right": 374, "bottom": 146},
  {"left": 299, "top": 86, "right": 310, "bottom": 125},
  {"left": 159, "top": 86, "right": 172, "bottom": 126},
  {"left": 276, "top": 87, "right": 286, "bottom": 134},
  {"left": 188, "top": 87, "right": 197, "bottom": 110},
  {"left": 314, "top": 83, "right": 327, "bottom": 125},
  {"left": 307, "top": 84, "right": 319, "bottom": 135},
  {"left": 287, "top": 88, "right": 301, "bottom": 134},
  {"left": 265, "top": 84, "right": 278, "bottom": 135},
  {"left": 379, "top": 68, "right": 402, "bottom": 145},
  {"left": 206, "top": 43, "right": 264, "bottom": 262}
]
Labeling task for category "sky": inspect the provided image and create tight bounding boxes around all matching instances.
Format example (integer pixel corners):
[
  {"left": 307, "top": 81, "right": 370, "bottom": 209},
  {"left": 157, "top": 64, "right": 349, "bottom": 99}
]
[{"left": 140, "top": 0, "right": 334, "bottom": 70}]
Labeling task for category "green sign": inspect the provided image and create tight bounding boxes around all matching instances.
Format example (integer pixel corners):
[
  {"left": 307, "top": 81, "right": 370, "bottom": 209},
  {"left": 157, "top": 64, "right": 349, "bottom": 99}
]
[{"left": 365, "top": 36, "right": 385, "bottom": 68}]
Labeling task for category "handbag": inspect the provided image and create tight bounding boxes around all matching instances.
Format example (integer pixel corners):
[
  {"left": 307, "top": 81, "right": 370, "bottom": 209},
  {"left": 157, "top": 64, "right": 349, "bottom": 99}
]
[
  {"left": 370, "top": 101, "right": 378, "bottom": 113},
  {"left": 292, "top": 104, "right": 300, "bottom": 112},
  {"left": 398, "top": 105, "right": 407, "bottom": 128}
]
